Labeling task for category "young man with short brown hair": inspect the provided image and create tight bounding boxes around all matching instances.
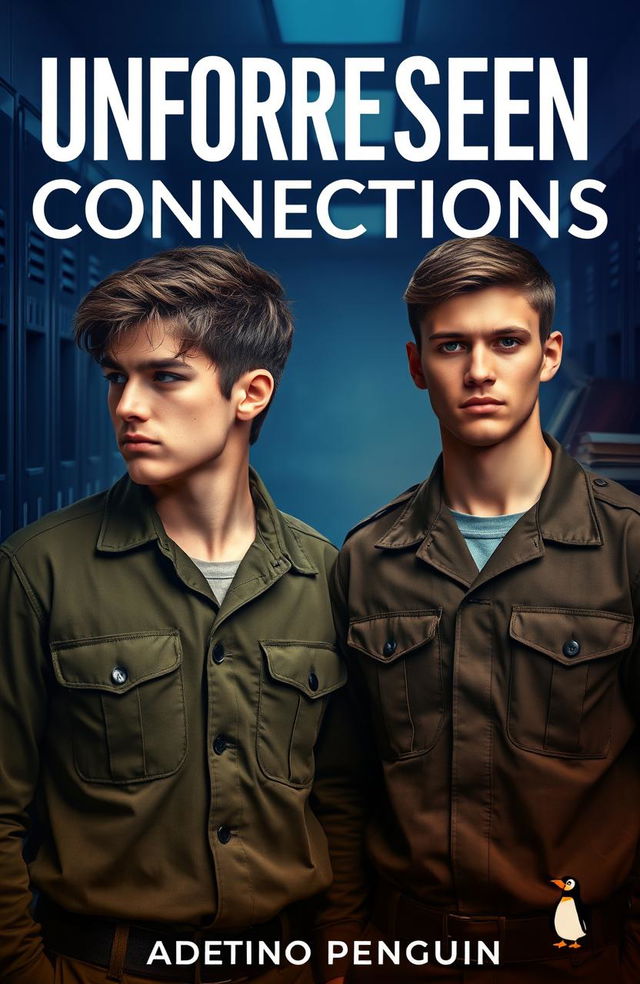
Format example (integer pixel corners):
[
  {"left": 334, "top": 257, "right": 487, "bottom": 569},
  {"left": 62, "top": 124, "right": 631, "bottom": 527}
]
[
  {"left": 0, "top": 246, "right": 345, "bottom": 984},
  {"left": 325, "top": 236, "right": 640, "bottom": 982}
]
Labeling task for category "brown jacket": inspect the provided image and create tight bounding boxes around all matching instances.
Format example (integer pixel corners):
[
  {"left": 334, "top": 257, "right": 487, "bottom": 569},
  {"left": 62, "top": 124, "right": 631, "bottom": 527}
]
[
  {"left": 0, "top": 469, "right": 345, "bottom": 984},
  {"left": 326, "top": 436, "right": 640, "bottom": 937}
]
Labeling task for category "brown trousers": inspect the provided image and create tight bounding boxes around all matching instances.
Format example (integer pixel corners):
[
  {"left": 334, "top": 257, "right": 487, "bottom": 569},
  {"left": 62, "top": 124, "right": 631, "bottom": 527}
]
[{"left": 51, "top": 954, "right": 314, "bottom": 984}]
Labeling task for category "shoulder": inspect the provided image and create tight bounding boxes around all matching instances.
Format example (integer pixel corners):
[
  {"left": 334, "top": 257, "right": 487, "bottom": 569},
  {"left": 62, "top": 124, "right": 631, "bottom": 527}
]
[
  {"left": 1, "top": 491, "right": 107, "bottom": 565},
  {"left": 278, "top": 512, "right": 338, "bottom": 576},
  {"left": 280, "top": 511, "right": 336, "bottom": 550},
  {"left": 587, "top": 472, "right": 640, "bottom": 518},
  {"left": 343, "top": 483, "right": 421, "bottom": 547}
]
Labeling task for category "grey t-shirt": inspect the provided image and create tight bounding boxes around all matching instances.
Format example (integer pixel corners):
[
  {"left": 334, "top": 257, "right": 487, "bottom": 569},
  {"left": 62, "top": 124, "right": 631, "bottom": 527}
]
[
  {"left": 190, "top": 557, "right": 242, "bottom": 606},
  {"left": 449, "top": 508, "right": 526, "bottom": 571}
]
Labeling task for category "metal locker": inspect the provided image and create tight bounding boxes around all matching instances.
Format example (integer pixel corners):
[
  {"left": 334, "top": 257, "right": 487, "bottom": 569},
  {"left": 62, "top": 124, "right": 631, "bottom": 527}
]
[
  {"left": 0, "top": 81, "right": 14, "bottom": 540},
  {"left": 16, "top": 100, "right": 52, "bottom": 527},
  {"left": 48, "top": 158, "right": 84, "bottom": 510}
]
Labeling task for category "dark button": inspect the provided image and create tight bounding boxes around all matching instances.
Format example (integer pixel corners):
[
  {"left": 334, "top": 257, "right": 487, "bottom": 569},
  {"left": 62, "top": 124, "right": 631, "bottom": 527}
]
[
  {"left": 110, "top": 666, "right": 128, "bottom": 685},
  {"left": 308, "top": 671, "right": 319, "bottom": 692},
  {"left": 212, "top": 642, "right": 225, "bottom": 664},
  {"left": 217, "top": 825, "right": 232, "bottom": 844},
  {"left": 593, "top": 478, "right": 609, "bottom": 488},
  {"left": 382, "top": 638, "right": 397, "bottom": 657},
  {"left": 213, "top": 735, "right": 228, "bottom": 755},
  {"left": 562, "top": 639, "right": 581, "bottom": 658}
]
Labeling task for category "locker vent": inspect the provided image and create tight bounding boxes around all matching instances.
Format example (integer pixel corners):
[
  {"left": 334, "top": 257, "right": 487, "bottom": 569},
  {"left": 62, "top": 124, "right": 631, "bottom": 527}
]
[
  {"left": 88, "top": 255, "right": 101, "bottom": 287},
  {"left": 27, "top": 228, "right": 46, "bottom": 283},
  {"left": 0, "top": 210, "right": 6, "bottom": 267},
  {"left": 60, "top": 248, "right": 77, "bottom": 294},
  {"left": 585, "top": 264, "right": 595, "bottom": 307},
  {"left": 608, "top": 240, "right": 620, "bottom": 291}
]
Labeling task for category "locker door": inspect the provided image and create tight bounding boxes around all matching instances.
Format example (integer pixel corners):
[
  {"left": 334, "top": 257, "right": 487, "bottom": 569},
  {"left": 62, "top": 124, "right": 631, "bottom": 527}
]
[
  {"left": 629, "top": 120, "right": 640, "bottom": 383},
  {"left": 17, "top": 102, "right": 52, "bottom": 526},
  {"left": 48, "top": 158, "right": 83, "bottom": 509},
  {"left": 600, "top": 142, "right": 629, "bottom": 379},
  {"left": 0, "top": 82, "right": 14, "bottom": 539},
  {"left": 570, "top": 240, "right": 598, "bottom": 375}
]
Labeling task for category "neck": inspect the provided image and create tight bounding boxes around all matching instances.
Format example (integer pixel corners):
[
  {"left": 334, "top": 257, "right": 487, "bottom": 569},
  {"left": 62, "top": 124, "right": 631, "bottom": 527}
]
[
  {"left": 441, "top": 408, "right": 552, "bottom": 516},
  {"left": 147, "top": 446, "right": 256, "bottom": 563}
]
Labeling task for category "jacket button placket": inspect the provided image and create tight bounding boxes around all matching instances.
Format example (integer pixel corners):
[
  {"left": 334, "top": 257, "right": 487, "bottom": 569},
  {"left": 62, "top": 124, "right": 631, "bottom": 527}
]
[
  {"left": 450, "top": 596, "right": 495, "bottom": 910},
  {"left": 206, "top": 633, "right": 242, "bottom": 918}
]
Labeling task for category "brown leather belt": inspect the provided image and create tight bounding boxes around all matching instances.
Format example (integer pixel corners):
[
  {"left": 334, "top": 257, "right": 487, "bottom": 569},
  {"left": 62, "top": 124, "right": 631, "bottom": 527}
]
[
  {"left": 38, "top": 897, "right": 288, "bottom": 982},
  {"left": 371, "top": 884, "right": 627, "bottom": 964}
]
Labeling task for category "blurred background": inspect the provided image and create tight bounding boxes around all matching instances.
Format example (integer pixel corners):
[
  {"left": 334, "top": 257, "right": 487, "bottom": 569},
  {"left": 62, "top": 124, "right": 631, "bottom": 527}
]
[{"left": 1, "top": 0, "right": 640, "bottom": 545}]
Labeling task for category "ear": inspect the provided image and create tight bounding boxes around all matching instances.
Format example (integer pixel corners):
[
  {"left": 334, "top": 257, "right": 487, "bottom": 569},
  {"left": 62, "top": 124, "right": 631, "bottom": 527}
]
[
  {"left": 234, "top": 369, "right": 275, "bottom": 424},
  {"left": 406, "top": 341, "right": 428, "bottom": 391},
  {"left": 540, "top": 330, "right": 563, "bottom": 383}
]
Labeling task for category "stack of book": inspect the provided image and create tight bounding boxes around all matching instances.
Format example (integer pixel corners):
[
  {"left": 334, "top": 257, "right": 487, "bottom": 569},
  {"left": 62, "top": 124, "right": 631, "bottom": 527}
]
[{"left": 576, "top": 432, "right": 640, "bottom": 482}]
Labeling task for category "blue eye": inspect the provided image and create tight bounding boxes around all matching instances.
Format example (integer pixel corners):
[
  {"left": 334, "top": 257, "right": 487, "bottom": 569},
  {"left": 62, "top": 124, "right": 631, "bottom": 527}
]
[
  {"left": 498, "top": 337, "right": 520, "bottom": 349},
  {"left": 103, "top": 371, "right": 126, "bottom": 385},
  {"left": 440, "top": 341, "right": 463, "bottom": 353}
]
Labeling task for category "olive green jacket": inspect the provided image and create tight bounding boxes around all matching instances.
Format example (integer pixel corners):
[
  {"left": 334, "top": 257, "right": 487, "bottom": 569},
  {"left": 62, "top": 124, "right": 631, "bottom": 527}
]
[{"left": 0, "top": 470, "right": 346, "bottom": 984}]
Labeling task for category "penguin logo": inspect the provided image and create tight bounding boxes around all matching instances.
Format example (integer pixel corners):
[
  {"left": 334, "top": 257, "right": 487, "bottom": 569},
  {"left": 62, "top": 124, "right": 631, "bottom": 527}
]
[{"left": 550, "top": 877, "right": 588, "bottom": 948}]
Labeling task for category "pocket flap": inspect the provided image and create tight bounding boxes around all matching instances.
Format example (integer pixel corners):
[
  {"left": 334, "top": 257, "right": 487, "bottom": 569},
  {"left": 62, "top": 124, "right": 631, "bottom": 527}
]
[
  {"left": 347, "top": 610, "right": 441, "bottom": 663},
  {"left": 51, "top": 630, "right": 182, "bottom": 694},
  {"left": 260, "top": 641, "right": 345, "bottom": 699},
  {"left": 509, "top": 607, "right": 633, "bottom": 665}
]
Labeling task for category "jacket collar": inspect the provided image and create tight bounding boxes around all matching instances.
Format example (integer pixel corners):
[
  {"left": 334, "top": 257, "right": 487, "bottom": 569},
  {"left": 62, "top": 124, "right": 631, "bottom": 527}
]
[
  {"left": 375, "top": 433, "right": 602, "bottom": 555},
  {"left": 97, "top": 467, "right": 317, "bottom": 575}
]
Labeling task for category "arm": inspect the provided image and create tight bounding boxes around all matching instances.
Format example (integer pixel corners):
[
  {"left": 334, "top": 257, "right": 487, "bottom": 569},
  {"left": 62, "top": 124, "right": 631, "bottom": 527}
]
[
  {"left": 0, "top": 549, "right": 55, "bottom": 984},
  {"left": 620, "top": 565, "right": 640, "bottom": 982},
  {"left": 309, "top": 550, "right": 380, "bottom": 983}
]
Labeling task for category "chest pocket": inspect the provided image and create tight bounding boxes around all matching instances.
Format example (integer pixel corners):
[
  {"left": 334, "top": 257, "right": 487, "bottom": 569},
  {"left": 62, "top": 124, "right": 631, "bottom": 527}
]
[
  {"left": 51, "top": 629, "right": 186, "bottom": 783},
  {"left": 347, "top": 610, "right": 443, "bottom": 760},
  {"left": 257, "top": 641, "right": 346, "bottom": 787},
  {"left": 507, "top": 607, "right": 633, "bottom": 758}
]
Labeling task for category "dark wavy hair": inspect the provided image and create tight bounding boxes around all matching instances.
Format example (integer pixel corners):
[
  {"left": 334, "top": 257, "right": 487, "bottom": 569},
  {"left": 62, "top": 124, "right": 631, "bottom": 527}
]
[{"left": 74, "top": 246, "right": 294, "bottom": 443}]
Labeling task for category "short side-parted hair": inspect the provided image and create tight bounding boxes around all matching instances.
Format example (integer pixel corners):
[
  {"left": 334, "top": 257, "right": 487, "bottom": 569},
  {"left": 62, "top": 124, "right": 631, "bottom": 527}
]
[
  {"left": 74, "top": 246, "right": 294, "bottom": 443},
  {"left": 404, "top": 236, "right": 555, "bottom": 345}
]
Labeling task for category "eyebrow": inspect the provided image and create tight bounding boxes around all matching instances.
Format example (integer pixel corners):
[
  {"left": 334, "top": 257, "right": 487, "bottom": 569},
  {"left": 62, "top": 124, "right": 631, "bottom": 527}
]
[
  {"left": 99, "top": 356, "right": 192, "bottom": 371},
  {"left": 427, "top": 326, "right": 532, "bottom": 341}
]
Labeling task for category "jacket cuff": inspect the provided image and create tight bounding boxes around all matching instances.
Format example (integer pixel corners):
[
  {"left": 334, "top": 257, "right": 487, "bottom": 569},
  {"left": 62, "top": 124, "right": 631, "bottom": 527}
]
[
  {"left": 2, "top": 952, "right": 55, "bottom": 984},
  {"left": 312, "top": 920, "right": 363, "bottom": 982}
]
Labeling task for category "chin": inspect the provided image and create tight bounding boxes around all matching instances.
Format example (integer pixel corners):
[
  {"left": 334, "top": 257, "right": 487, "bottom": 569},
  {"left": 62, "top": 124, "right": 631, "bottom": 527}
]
[
  {"left": 124, "top": 462, "right": 172, "bottom": 486},
  {"left": 449, "top": 419, "right": 515, "bottom": 448}
]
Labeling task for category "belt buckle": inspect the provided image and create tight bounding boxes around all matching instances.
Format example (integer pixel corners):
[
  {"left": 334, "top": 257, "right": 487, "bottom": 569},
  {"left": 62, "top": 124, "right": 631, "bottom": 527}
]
[{"left": 444, "top": 912, "right": 506, "bottom": 965}]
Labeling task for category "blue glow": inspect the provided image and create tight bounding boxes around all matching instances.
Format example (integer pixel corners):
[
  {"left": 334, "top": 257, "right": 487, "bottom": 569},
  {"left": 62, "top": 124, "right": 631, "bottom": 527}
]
[
  {"left": 329, "top": 205, "right": 387, "bottom": 237},
  {"left": 272, "top": 0, "right": 405, "bottom": 44},
  {"left": 311, "top": 90, "right": 396, "bottom": 144}
]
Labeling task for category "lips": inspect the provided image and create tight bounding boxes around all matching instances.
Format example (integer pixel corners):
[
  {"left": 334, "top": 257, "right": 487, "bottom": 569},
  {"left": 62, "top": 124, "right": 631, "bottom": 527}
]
[
  {"left": 120, "top": 434, "right": 159, "bottom": 447},
  {"left": 460, "top": 397, "right": 504, "bottom": 408}
]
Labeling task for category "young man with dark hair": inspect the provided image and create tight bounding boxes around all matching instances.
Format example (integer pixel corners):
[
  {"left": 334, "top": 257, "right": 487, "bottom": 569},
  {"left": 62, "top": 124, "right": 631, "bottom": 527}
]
[
  {"left": 324, "top": 236, "right": 640, "bottom": 982},
  {"left": 0, "top": 247, "right": 345, "bottom": 984}
]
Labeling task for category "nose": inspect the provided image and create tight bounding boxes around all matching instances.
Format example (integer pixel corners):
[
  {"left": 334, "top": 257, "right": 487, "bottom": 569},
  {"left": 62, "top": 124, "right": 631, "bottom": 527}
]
[
  {"left": 113, "top": 379, "right": 150, "bottom": 422},
  {"left": 464, "top": 343, "right": 496, "bottom": 387}
]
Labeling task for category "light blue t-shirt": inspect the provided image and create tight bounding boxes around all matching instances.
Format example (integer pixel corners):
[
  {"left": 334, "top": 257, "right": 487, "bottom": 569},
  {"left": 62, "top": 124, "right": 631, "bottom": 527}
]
[
  {"left": 449, "top": 509, "right": 526, "bottom": 571},
  {"left": 189, "top": 557, "right": 242, "bottom": 605}
]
